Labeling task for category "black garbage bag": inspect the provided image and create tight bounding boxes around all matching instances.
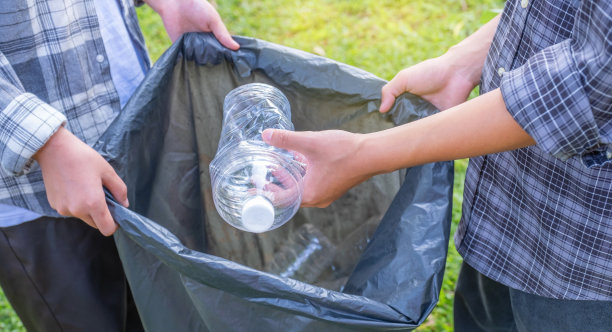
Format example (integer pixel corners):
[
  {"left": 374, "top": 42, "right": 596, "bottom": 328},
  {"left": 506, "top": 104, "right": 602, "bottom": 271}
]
[{"left": 96, "top": 33, "right": 453, "bottom": 331}]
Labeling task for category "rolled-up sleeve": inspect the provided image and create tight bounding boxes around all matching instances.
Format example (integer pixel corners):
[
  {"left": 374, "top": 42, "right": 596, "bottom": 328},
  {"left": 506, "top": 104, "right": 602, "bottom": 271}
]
[
  {"left": 0, "top": 54, "right": 66, "bottom": 176},
  {"left": 500, "top": 0, "right": 611, "bottom": 167}
]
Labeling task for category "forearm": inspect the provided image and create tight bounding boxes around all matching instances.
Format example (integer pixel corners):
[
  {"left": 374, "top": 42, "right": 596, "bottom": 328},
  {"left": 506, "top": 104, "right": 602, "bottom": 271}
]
[
  {"left": 363, "top": 88, "right": 534, "bottom": 174},
  {"left": 444, "top": 14, "right": 501, "bottom": 86},
  {"left": 141, "top": 0, "right": 167, "bottom": 13}
]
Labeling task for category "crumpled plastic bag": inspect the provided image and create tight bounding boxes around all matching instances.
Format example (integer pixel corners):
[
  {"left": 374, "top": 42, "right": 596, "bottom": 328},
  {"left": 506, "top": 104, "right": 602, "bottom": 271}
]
[{"left": 96, "top": 33, "right": 453, "bottom": 331}]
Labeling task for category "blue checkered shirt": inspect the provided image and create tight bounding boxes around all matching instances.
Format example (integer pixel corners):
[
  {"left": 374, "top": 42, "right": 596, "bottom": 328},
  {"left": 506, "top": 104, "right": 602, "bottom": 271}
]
[
  {"left": 0, "top": 0, "right": 149, "bottom": 215},
  {"left": 456, "top": 0, "right": 612, "bottom": 300}
]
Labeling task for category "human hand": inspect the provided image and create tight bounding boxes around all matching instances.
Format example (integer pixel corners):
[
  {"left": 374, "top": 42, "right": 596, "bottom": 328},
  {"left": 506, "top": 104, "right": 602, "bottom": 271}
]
[
  {"left": 262, "top": 129, "right": 373, "bottom": 208},
  {"left": 380, "top": 53, "right": 478, "bottom": 112},
  {"left": 249, "top": 154, "right": 307, "bottom": 208},
  {"left": 380, "top": 14, "right": 502, "bottom": 113},
  {"left": 33, "top": 127, "right": 129, "bottom": 236},
  {"left": 146, "top": 0, "right": 239, "bottom": 49}
]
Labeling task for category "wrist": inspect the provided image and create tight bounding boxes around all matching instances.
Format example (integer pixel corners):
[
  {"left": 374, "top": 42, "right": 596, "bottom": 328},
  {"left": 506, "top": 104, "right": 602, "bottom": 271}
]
[
  {"left": 357, "top": 131, "right": 409, "bottom": 176},
  {"left": 346, "top": 133, "right": 380, "bottom": 179},
  {"left": 33, "top": 126, "right": 70, "bottom": 163},
  {"left": 143, "top": 0, "right": 174, "bottom": 16},
  {"left": 442, "top": 46, "right": 484, "bottom": 88},
  {"left": 442, "top": 14, "right": 501, "bottom": 87}
]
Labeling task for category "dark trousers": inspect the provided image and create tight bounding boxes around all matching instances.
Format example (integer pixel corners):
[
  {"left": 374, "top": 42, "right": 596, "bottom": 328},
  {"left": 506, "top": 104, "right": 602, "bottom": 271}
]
[
  {"left": 0, "top": 217, "right": 143, "bottom": 332},
  {"left": 454, "top": 262, "right": 612, "bottom": 332}
]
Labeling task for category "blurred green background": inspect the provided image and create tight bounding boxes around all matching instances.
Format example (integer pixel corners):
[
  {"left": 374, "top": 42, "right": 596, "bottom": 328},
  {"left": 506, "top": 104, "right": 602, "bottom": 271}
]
[{"left": 0, "top": 0, "right": 503, "bottom": 330}]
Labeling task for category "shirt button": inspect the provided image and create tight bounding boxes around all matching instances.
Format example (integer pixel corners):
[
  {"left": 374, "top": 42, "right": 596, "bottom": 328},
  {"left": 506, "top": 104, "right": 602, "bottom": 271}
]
[
  {"left": 96, "top": 54, "right": 105, "bottom": 63},
  {"left": 497, "top": 67, "right": 505, "bottom": 76},
  {"left": 521, "top": 0, "right": 529, "bottom": 8}
]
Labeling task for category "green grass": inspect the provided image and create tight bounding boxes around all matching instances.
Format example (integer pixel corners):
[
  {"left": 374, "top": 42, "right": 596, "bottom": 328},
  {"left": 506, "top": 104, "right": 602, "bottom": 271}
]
[
  {"left": 0, "top": 1, "right": 503, "bottom": 330},
  {"left": 0, "top": 291, "right": 23, "bottom": 332}
]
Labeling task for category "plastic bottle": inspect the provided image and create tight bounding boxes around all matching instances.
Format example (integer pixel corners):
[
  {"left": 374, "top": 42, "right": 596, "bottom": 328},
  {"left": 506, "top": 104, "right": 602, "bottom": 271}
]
[
  {"left": 210, "top": 83, "right": 306, "bottom": 233},
  {"left": 265, "top": 223, "right": 337, "bottom": 284}
]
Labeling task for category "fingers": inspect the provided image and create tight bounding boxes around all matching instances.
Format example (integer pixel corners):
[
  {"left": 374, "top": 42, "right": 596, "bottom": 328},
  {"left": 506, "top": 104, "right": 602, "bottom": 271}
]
[
  {"left": 102, "top": 168, "right": 129, "bottom": 208},
  {"left": 79, "top": 186, "right": 118, "bottom": 236},
  {"left": 264, "top": 182, "right": 299, "bottom": 207},
  {"left": 80, "top": 168, "right": 122, "bottom": 236},
  {"left": 36, "top": 127, "right": 121, "bottom": 236},
  {"left": 52, "top": 190, "right": 118, "bottom": 237},
  {"left": 380, "top": 69, "right": 412, "bottom": 113},
  {"left": 262, "top": 129, "right": 314, "bottom": 154},
  {"left": 77, "top": 214, "right": 98, "bottom": 230},
  {"left": 208, "top": 13, "right": 240, "bottom": 50},
  {"left": 89, "top": 203, "right": 118, "bottom": 236},
  {"left": 292, "top": 151, "right": 308, "bottom": 166},
  {"left": 380, "top": 83, "right": 398, "bottom": 113}
]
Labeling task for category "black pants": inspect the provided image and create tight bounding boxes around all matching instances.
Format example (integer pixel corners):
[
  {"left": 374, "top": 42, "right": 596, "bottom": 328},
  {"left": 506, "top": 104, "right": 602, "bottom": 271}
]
[
  {"left": 0, "top": 217, "right": 143, "bottom": 332},
  {"left": 454, "top": 262, "right": 612, "bottom": 332}
]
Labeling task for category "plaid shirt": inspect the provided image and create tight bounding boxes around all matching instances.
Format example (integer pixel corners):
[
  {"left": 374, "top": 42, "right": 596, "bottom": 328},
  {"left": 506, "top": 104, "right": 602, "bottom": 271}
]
[
  {"left": 456, "top": 0, "right": 612, "bottom": 300},
  {"left": 0, "top": 0, "right": 149, "bottom": 215}
]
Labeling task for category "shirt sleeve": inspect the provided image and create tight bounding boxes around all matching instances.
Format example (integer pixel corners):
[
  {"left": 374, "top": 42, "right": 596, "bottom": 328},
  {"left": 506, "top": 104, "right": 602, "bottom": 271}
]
[
  {"left": 500, "top": 0, "right": 612, "bottom": 167},
  {"left": 0, "top": 52, "right": 67, "bottom": 176}
]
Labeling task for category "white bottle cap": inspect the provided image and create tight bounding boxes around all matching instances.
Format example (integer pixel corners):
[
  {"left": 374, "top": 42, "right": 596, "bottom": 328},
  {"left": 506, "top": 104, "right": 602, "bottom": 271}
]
[{"left": 241, "top": 196, "right": 275, "bottom": 233}]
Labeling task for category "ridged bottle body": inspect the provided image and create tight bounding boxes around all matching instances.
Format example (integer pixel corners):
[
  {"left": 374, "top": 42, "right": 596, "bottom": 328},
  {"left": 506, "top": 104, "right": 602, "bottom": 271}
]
[
  {"left": 265, "top": 223, "right": 337, "bottom": 283},
  {"left": 210, "top": 84, "right": 305, "bottom": 233}
]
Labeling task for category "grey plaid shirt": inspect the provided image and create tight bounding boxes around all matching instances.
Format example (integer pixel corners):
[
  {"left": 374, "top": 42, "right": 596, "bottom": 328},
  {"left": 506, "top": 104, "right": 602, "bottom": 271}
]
[
  {"left": 457, "top": 0, "right": 612, "bottom": 300},
  {"left": 0, "top": 0, "right": 149, "bottom": 214}
]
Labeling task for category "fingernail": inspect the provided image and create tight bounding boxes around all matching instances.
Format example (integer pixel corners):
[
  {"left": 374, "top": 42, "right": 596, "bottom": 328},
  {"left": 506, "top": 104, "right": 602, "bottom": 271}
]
[
  {"left": 262, "top": 129, "right": 273, "bottom": 143},
  {"left": 123, "top": 198, "right": 129, "bottom": 208}
]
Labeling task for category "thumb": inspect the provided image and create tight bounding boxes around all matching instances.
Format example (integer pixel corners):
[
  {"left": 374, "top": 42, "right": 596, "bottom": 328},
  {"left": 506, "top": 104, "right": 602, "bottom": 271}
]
[
  {"left": 380, "top": 69, "right": 416, "bottom": 113},
  {"left": 209, "top": 16, "right": 240, "bottom": 50},
  {"left": 102, "top": 169, "right": 129, "bottom": 208},
  {"left": 262, "top": 129, "right": 311, "bottom": 153},
  {"left": 379, "top": 83, "right": 399, "bottom": 113}
]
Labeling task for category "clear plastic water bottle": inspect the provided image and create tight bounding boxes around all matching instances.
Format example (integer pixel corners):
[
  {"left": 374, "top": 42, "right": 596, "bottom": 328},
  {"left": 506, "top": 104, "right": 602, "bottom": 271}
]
[
  {"left": 265, "top": 223, "right": 337, "bottom": 283},
  {"left": 210, "top": 83, "right": 306, "bottom": 233}
]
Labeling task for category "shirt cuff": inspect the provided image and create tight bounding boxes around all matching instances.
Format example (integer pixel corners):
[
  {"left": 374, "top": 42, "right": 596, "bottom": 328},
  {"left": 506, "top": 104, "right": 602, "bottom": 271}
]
[
  {"left": 500, "top": 39, "right": 609, "bottom": 166},
  {"left": 0, "top": 93, "right": 67, "bottom": 175}
]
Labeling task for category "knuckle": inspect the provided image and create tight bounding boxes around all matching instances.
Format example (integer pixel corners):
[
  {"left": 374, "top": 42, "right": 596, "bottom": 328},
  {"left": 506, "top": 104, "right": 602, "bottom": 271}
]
[
  {"left": 72, "top": 198, "right": 101, "bottom": 217},
  {"left": 277, "top": 131, "right": 289, "bottom": 147},
  {"left": 90, "top": 204, "right": 107, "bottom": 217},
  {"left": 99, "top": 218, "right": 116, "bottom": 237},
  {"left": 381, "top": 86, "right": 390, "bottom": 98},
  {"left": 319, "top": 201, "right": 332, "bottom": 208},
  {"left": 56, "top": 207, "right": 69, "bottom": 216},
  {"left": 83, "top": 198, "right": 99, "bottom": 211},
  {"left": 118, "top": 182, "right": 128, "bottom": 196},
  {"left": 98, "top": 224, "right": 111, "bottom": 236},
  {"left": 69, "top": 205, "right": 85, "bottom": 218}
]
